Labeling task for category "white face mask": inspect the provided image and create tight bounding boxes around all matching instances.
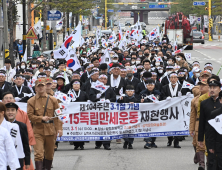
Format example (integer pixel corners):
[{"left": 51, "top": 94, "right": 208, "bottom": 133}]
[
  {"left": 158, "top": 70, "right": 163, "bottom": 73},
  {"left": 136, "top": 61, "right": 141, "bottom": 64},
  {"left": 131, "top": 61, "right": 135, "bottom": 64},
  {"left": 113, "top": 60, "right": 118, "bottom": 63},
  {"left": 32, "top": 65, "right": 36, "bottom": 68},
  {"left": 195, "top": 73, "right": 200, "bottom": 78},
  {"left": 21, "top": 65, "right": 25, "bottom": 69},
  {"left": 139, "top": 55, "right": 143, "bottom": 57},
  {"left": 83, "top": 46, "right": 85, "bottom": 48},
  {"left": 176, "top": 57, "right": 181, "bottom": 61},
  {"left": 155, "top": 62, "right": 160, "bottom": 66},
  {"left": 76, "top": 54, "right": 80, "bottom": 57},
  {"left": 172, "top": 83, "right": 177, "bottom": 85},
  {"left": 49, "top": 66, "right": 53, "bottom": 69},
  {"left": 167, "top": 61, "right": 172, "bottom": 65},
  {"left": 167, "top": 71, "right": 172, "bottom": 75}
]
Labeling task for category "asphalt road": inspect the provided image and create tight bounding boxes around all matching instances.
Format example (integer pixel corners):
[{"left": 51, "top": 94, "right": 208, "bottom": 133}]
[{"left": 31, "top": 137, "right": 197, "bottom": 170}]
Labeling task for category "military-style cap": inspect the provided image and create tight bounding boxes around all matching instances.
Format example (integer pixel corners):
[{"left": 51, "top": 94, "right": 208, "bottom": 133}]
[
  {"left": 208, "top": 80, "right": 221, "bottom": 87},
  {"left": 200, "top": 70, "right": 211, "bottom": 77},
  {"left": 197, "top": 79, "right": 208, "bottom": 85},
  {"left": 45, "top": 78, "right": 53, "bottom": 84},
  {"left": 5, "top": 102, "right": 19, "bottom": 110},
  {"left": 35, "top": 78, "right": 46, "bottom": 86}
]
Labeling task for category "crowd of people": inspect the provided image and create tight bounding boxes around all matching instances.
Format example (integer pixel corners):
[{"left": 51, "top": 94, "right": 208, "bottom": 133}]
[{"left": 0, "top": 35, "right": 222, "bottom": 170}]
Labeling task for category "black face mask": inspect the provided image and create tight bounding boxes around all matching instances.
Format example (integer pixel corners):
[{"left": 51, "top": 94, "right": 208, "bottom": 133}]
[
  {"left": 127, "top": 73, "right": 133, "bottom": 77},
  {"left": 151, "top": 53, "right": 155, "bottom": 55},
  {"left": 178, "top": 77, "right": 185, "bottom": 82},
  {"left": 24, "top": 75, "right": 31, "bottom": 80},
  {"left": 144, "top": 53, "right": 149, "bottom": 56},
  {"left": 137, "top": 69, "right": 143, "bottom": 72}
]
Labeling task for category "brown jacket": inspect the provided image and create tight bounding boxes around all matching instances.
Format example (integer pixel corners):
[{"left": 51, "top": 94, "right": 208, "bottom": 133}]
[
  {"left": 27, "top": 93, "right": 61, "bottom": 135},
  {"left": 189, "top": 94, "right": 200, "bottom": 132},
  {"left": 46, "top": 89, "right": 63, "bottom": 131},
  {"left": 197, "top": 92, "right": 210, "bottom": 117},
  {"left": 192, "top": 85, "right": 200, "bottom": 97}
]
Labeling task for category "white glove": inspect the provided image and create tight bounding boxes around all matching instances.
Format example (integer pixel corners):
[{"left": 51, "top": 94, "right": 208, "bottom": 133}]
[
  {"left": 186, "top": 92, "right": 191, "bottom": 96},
  {"left": 96, "top": 94, "right": 101, "bottom": 99},
  {"left": 15, "top": 97, "right": 21, "bottom": 102},
  {"left": 105, "top": 99, "right": 110, "bottom": 103},
  {"left": 178, "top": 91, "right": 182, "bottom": 97},
  {"left": 166, "top": 97, "right": 171, "bottom": 101}
]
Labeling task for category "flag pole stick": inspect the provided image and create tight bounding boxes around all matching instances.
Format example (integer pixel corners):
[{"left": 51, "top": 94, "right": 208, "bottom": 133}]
[{"left": 217, "top": 66, "right": 222, "bottom": 75}]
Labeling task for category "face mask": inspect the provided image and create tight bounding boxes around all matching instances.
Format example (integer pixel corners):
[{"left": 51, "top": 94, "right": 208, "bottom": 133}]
[
  {"left": 113, "top": 60, "right": 118, "bottom": 63},
  {"left": 167, "top": 61, "right": 172, "bottom": 65},
  {"left": 178, "top": 77, "right": 185, "bottom": 81},
  {"left": 21, "top": 65, "right": 25, "bottom": 69},
  {"left": 167, "top": 71, "right": 172, "bottom": 75},
  {"left": 137, "top": 69, "right": 143, "bottom": 72},
  {"left": 131, "top": 61, "right": 135, "bottom": 64},
  {"left": 158, "top": 70, "right": 163, "bottom": 73},
  {"left": 77, "top": 54, "right": 80, "bottom": 57},
  {"left": 155, "top": 62, "right": 160, "bottom": 66},
  {"left": 127, "top": 73, "right": 133, "bottom": 77},
  {"left": 151, "top": 53, "right": 155, "bottom": 56},
  {"left": 136, "top": 61, "right": 140, "bottom": 64},
  {"left": 195, "top": 73, "right": 200, "bottom": 77},
  {"left": 176, "top": 58, "right": 181, "bottom": 61},
  {"left": 83, "top": 46, "right": 85, "bottom": 48},
  {"left": 32, "top": 65, "right": 36, "bottom": 68},
  {"left": 144, "top": 53, "right": 149, "bottom": 56},
  {"left": 49, "top": 66, "right": 53, "bottom": 69},
  {"left": 24, "top": 75, "right": 31, "bottom": 80},
  {"left": 139, "top": 55, "right": 143, "bottom": 57},
  {"left": 172, "top": 83, "right": 177, "bottom": 85}
]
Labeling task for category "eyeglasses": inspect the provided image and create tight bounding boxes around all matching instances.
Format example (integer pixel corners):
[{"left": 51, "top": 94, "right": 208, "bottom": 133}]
[{"left": 4, "top": 97, "right": 14, "bottom": 100}]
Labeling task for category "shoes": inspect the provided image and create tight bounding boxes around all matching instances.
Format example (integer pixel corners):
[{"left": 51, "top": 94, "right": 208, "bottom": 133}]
[
  {"left": 116, "top": 139, "right": 122, "bottom": 144},
  {"left": 144, "top": 143, "right": 151, "bottom": 149},
  {"left": 167, "top": 140, "right": 172, "bottom": 146},
  {"left": 80, "top": 146, "right": 84, "bottom": 150},
  {"left": 151, "top": 143, "right": 157, "bottom": 148},
  {"left": 35, "top": 161, "right": 43, "bottom": 170},
  {"left": 128, "top": 144, "right": 133, "bottom": 149},
  {"left": 74, "top": 146, "right": 79, "bottom": 150},
  {"left": 104, "top": 145, "right": 111, "bottom": 150},
  {"left": 174, "top": 145, "right": 181, "bottom": 148},
  {"left": 95, "top": 146, "right": 101, "bottom": 149},
  {"left": 123, "top": 141, "right": 128, "bottom": 149}
]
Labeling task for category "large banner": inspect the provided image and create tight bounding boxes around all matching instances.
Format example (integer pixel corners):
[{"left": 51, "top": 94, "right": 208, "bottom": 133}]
[{"left": 56, "top": 95, "right": 192, "bottom": 141}]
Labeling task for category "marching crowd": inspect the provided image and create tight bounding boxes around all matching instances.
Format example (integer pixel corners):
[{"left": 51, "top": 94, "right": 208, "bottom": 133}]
[{"left": 0, "top": 35, "right": 222, "bottom": 170}]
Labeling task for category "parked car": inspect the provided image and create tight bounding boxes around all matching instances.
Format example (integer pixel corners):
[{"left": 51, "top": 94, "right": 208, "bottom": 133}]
[
  {"left": 125, "top": 21, "right": 131, "bottom": 26},
  {"left": 193, "top": 31, "right": 205, "bottom": 44}
]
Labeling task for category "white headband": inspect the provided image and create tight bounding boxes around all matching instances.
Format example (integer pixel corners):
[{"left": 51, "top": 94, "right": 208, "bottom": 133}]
[
  {"left": 151, "top": 72, "right": 157, "bottom": 75},
  {"left": 90, "top": 71, "right": 99, "bottom": 77},
  {"left": 170, "top": 73, "right": 178, "bottom": 77},
  {"left": 86, "top": 64, "right": 94, "bottom": 69},
  {"left": 178, "top": 72, "right": 186, "bottom": 75},
  {"left": 166, "top": 66, "right": 174, "bottom": 69},
  {"left": 53, "top": 80, "right": 57, "bottom": 83},
  {"left": 126, "top": 90, "right": 134, "bottom": 92},
  {"left": 99, "top": 74, "right": 107, "bottom": 79},
  {"left": 73, "top": 81, "right": 80, "bottom": 85},
  {"left": 38, "top": 75, "right": 47, "bottom": 78},
  {"left": 0, "top": 73, "right": 5, "bottom": 76},
  {"left": 204, "top": 64, "right": 212, "bottom": 68},
  {"left": 192, "top": 62, "right": 200, "bottom": 66}
]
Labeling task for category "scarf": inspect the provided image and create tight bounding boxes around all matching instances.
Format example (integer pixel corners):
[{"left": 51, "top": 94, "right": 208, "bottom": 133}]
[
  {"left": 57, "top": 85, "right": 64, "bottom": 91},
  {"left": 169, "top": 82, "right": 178, "bottom": 97},
  {"left": 110, "top": 74, "right": 121, "bottom": 88}
]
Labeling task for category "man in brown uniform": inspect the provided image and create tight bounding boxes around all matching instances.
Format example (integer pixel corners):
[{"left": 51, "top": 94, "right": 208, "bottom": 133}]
[
  {"left": 189, "top": 79, "right": 209, "bottom": 170},
  {"left": 27, "top": 78, "right": 63, "bottom": 170}
]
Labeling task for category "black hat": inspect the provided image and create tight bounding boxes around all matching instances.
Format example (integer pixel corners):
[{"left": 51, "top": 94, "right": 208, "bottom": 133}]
[
  {"left": 5, "top": 59, "right": 11, "bottom": 64},
  {"left": 143, "top": 71, "right": 152, "bottom": 78},
  {"left": 25, "top": 69, "right": 33, "bottom": 74},
  {"left": 5, "top": 102, "right": 19, "bottom": 110},
  {"left": 208, "top": 80, "right": 221, "bottom": 87},
  {"left": 58, "top": 60, "right": 66, "bottom": 66},
  {"left": 56, "top": 74, "right": 65, "bottom": 81}
]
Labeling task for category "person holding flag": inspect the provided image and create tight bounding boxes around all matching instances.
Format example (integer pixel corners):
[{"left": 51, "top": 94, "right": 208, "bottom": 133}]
[{"left": 89, "top": 73, "right": 116, "bottom": 150}]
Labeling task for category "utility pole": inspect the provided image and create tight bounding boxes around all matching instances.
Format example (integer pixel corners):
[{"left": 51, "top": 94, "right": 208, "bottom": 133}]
[
  {"left": 105, "top": 0, "right": 107, "bottom": 29},
  {"left": 208, "top": 0, "right": 212, "bottom": 41},
  {"left": 23, "top": 0, "right": 26, "bottom": 57},
  {"left": 3, "top": 0, "right": 8, "bottom": 63}
]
